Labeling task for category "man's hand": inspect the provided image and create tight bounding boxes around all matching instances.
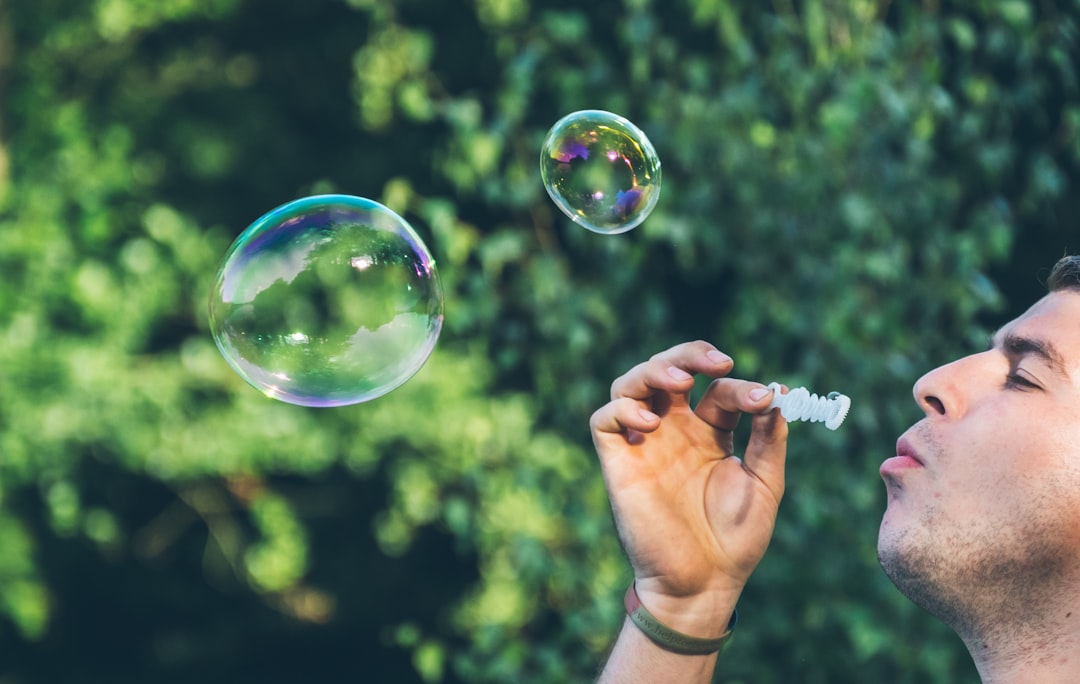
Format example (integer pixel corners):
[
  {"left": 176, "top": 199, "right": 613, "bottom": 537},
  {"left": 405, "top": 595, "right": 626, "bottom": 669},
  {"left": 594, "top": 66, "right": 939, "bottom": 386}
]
[{"left": 590, "top": 340, "right": 788, "bottom": 636}]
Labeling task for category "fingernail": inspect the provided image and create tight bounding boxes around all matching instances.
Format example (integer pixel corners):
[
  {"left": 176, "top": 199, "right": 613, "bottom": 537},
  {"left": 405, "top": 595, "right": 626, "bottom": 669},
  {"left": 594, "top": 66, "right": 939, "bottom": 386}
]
[
  {"left": 639, "top": 408, "right": 659, "bottom": 422},
  {"left": 706, "top": 350, "right": 732, "bottom": 364},
  {"left": 749, "top": 387, "right": 771, "bottom": 402},
  {"left": 666, "top": 366, "right": 692, "bottom": 381}
]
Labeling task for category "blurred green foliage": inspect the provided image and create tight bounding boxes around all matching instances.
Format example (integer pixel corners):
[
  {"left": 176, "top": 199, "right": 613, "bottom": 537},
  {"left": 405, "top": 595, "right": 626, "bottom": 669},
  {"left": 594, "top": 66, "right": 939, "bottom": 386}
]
[{"left": 0, "top": 0, "right": 1077, "bottom": 681}]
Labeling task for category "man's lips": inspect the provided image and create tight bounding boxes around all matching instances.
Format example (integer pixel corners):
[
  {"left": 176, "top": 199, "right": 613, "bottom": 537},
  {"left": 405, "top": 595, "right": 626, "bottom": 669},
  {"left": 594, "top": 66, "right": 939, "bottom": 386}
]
[{"left": 879, "top": 437, "right": 925, "bottom": 476}]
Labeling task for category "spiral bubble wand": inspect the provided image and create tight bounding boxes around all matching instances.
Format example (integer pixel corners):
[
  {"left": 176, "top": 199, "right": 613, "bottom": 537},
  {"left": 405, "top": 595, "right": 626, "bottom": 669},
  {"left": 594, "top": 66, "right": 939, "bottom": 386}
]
[{"left": 766, "top": 383, "right": 851, "bottom": 430}]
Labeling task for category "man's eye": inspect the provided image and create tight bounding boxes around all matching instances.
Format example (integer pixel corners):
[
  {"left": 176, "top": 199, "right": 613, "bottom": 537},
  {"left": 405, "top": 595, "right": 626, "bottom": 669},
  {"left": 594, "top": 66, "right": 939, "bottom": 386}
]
[{"left": 1005, "top": 373, "right": 1039, "bottom": 390}]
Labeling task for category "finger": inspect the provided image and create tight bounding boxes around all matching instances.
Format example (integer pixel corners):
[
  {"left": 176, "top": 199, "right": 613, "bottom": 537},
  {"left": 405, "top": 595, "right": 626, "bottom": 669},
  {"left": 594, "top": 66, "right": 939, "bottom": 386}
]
[
  {"left": 610, "top": 341, "right": 734, "bottom": 409},
  {"left": 693, "top": 378, "right": 775, "bottom": 432},
  {"left": 590, "top": 397, "right": 661, "bottom": 439},
  {"left": 743, "top": 408, "right": 789, "bottom": 500},
  {"left": 696, "top": 379, "right": 789, "bottom": 496}
]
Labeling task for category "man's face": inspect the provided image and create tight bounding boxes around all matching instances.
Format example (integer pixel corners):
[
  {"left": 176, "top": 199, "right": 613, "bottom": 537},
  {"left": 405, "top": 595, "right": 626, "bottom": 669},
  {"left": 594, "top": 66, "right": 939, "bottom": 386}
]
[{"left": 877, "top": 290, "right": 1080, "bottom": 634}]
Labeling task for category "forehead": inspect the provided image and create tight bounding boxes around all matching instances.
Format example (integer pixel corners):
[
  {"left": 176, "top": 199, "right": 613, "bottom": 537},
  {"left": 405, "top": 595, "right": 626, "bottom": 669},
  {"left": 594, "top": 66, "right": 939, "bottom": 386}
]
[{"left": 1001, "top": 291, "right": 1080, "bottom": 371}]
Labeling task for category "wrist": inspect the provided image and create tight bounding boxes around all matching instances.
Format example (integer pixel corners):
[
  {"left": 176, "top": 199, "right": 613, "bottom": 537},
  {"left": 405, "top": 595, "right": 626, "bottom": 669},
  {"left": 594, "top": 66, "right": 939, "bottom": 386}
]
[
  {"left": 624, "top": 581, "right": 738, "bottom": 655},
  {"left": 631, "top": 580, "right": 741, "bottom": 638}
]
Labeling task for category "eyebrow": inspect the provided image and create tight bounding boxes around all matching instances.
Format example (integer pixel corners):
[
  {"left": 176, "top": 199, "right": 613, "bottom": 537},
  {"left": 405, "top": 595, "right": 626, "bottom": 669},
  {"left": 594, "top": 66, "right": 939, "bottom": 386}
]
[{"left": 989, "top": 330, "right": 1069, "bottom": 379}]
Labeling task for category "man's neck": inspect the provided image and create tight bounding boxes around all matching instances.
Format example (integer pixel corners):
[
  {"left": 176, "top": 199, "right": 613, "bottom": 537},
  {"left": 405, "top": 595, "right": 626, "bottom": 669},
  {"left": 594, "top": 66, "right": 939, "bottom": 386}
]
[{"left": 961, "top": 600, "right": 1080, "bottom": 684}]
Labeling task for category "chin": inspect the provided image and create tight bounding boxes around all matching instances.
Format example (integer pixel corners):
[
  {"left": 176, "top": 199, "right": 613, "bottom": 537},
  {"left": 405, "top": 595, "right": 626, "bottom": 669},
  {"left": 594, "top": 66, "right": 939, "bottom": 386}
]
[
  {"left": 877, "top": 531, "right": 928, "bottom": 603},
  {"left": 876, "top": 509, "right": 916, "bottom": 577},
  {"left": 878, "top": 502, "right": 904, "bottom": 540}
]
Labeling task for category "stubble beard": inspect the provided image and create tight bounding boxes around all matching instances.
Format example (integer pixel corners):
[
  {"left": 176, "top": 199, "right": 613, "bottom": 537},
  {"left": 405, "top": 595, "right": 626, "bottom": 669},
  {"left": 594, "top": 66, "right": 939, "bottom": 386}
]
[{"left": 878, "top": 495, "right": 1074, "bottom": 653}]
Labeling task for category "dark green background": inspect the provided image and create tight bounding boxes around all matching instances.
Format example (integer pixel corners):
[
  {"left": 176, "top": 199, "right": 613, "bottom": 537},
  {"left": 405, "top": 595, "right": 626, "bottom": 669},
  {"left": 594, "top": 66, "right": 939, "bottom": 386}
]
[{"left": 1, "top": 0, "right": 1076, "bottom": 681}]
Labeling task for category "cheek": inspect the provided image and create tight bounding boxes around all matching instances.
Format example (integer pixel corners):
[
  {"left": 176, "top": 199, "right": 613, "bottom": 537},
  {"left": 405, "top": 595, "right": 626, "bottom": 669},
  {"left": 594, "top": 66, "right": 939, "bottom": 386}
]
[
  {"left": 932, "top": 466, "right": 1018, "bottom": 519},
  {"left": 1015, "top": 415, "right": 1080, "bottom": 495},
  {"left": 1046, "top": 420, "right": 1080, "bottom": 466},
  {"left": 941, "top": 417, "right": 1035, "bottom": 499}
]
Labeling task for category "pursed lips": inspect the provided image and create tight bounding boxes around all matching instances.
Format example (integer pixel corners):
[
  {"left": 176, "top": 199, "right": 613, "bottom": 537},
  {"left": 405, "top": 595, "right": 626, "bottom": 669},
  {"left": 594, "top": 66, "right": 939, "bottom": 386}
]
[{"left": 880, "top": 435, "right": 925, "bottom": 477}]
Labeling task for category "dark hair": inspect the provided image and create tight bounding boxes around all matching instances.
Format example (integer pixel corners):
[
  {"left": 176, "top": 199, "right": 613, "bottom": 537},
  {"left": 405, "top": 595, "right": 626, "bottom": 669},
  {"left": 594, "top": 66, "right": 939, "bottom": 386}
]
[{"left": 1047, "top": 255, "right": 1080, "bottom": 292}]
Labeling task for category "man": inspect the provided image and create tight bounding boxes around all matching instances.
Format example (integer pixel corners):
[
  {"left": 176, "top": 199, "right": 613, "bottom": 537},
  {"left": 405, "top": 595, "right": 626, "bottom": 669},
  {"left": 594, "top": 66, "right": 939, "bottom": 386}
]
[{"left": 591, "top": 255, "right": 1080, "bottom": 683}]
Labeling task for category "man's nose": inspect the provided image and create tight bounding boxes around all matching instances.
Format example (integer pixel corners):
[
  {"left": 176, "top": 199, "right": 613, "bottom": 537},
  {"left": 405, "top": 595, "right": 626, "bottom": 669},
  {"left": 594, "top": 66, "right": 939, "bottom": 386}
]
[{"left": 911, "top": 351, "right": 992, "bottom": 420}]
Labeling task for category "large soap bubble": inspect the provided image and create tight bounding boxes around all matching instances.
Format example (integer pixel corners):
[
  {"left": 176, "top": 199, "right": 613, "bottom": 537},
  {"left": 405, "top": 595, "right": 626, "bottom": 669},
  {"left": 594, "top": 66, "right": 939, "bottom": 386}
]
[
  {"left": 209, "top": 194, "right": 443, "bottom": 407},
  {"left": 540, "top": 110, "right": 662, "bottom": 234}
]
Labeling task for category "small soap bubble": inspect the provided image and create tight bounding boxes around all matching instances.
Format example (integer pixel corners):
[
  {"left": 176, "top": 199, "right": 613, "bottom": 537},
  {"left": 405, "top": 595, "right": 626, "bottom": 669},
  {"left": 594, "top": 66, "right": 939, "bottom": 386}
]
[
  {"left": 208, "top": 194, "right": 443, "bottom": 407},
  {"left": 540, "top": 110, "right": 662, "bottom": 235}
]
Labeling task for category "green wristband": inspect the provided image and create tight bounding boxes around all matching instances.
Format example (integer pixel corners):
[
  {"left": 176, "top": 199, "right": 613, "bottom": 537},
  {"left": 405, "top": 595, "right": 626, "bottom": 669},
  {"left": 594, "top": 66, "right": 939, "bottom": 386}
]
[{"left": 624, "top": 582, "right": 738, "bottom": 655}]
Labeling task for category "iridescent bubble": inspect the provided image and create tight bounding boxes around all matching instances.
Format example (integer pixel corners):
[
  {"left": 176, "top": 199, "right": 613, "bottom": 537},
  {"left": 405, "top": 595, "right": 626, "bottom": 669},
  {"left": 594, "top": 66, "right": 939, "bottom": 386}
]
[
  {"left": 540, "top": 110, "right": 662, "bottom": 235},
  {"left": 208, "top": 194, "right": 444, "bottom": 407}
]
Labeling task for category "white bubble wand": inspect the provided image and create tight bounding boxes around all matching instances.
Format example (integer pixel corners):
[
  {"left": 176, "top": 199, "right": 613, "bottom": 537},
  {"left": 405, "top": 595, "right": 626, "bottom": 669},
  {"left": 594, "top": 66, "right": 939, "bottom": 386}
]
[{"left": 766, "top": 383, "right": 851, "bottom": 430}]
